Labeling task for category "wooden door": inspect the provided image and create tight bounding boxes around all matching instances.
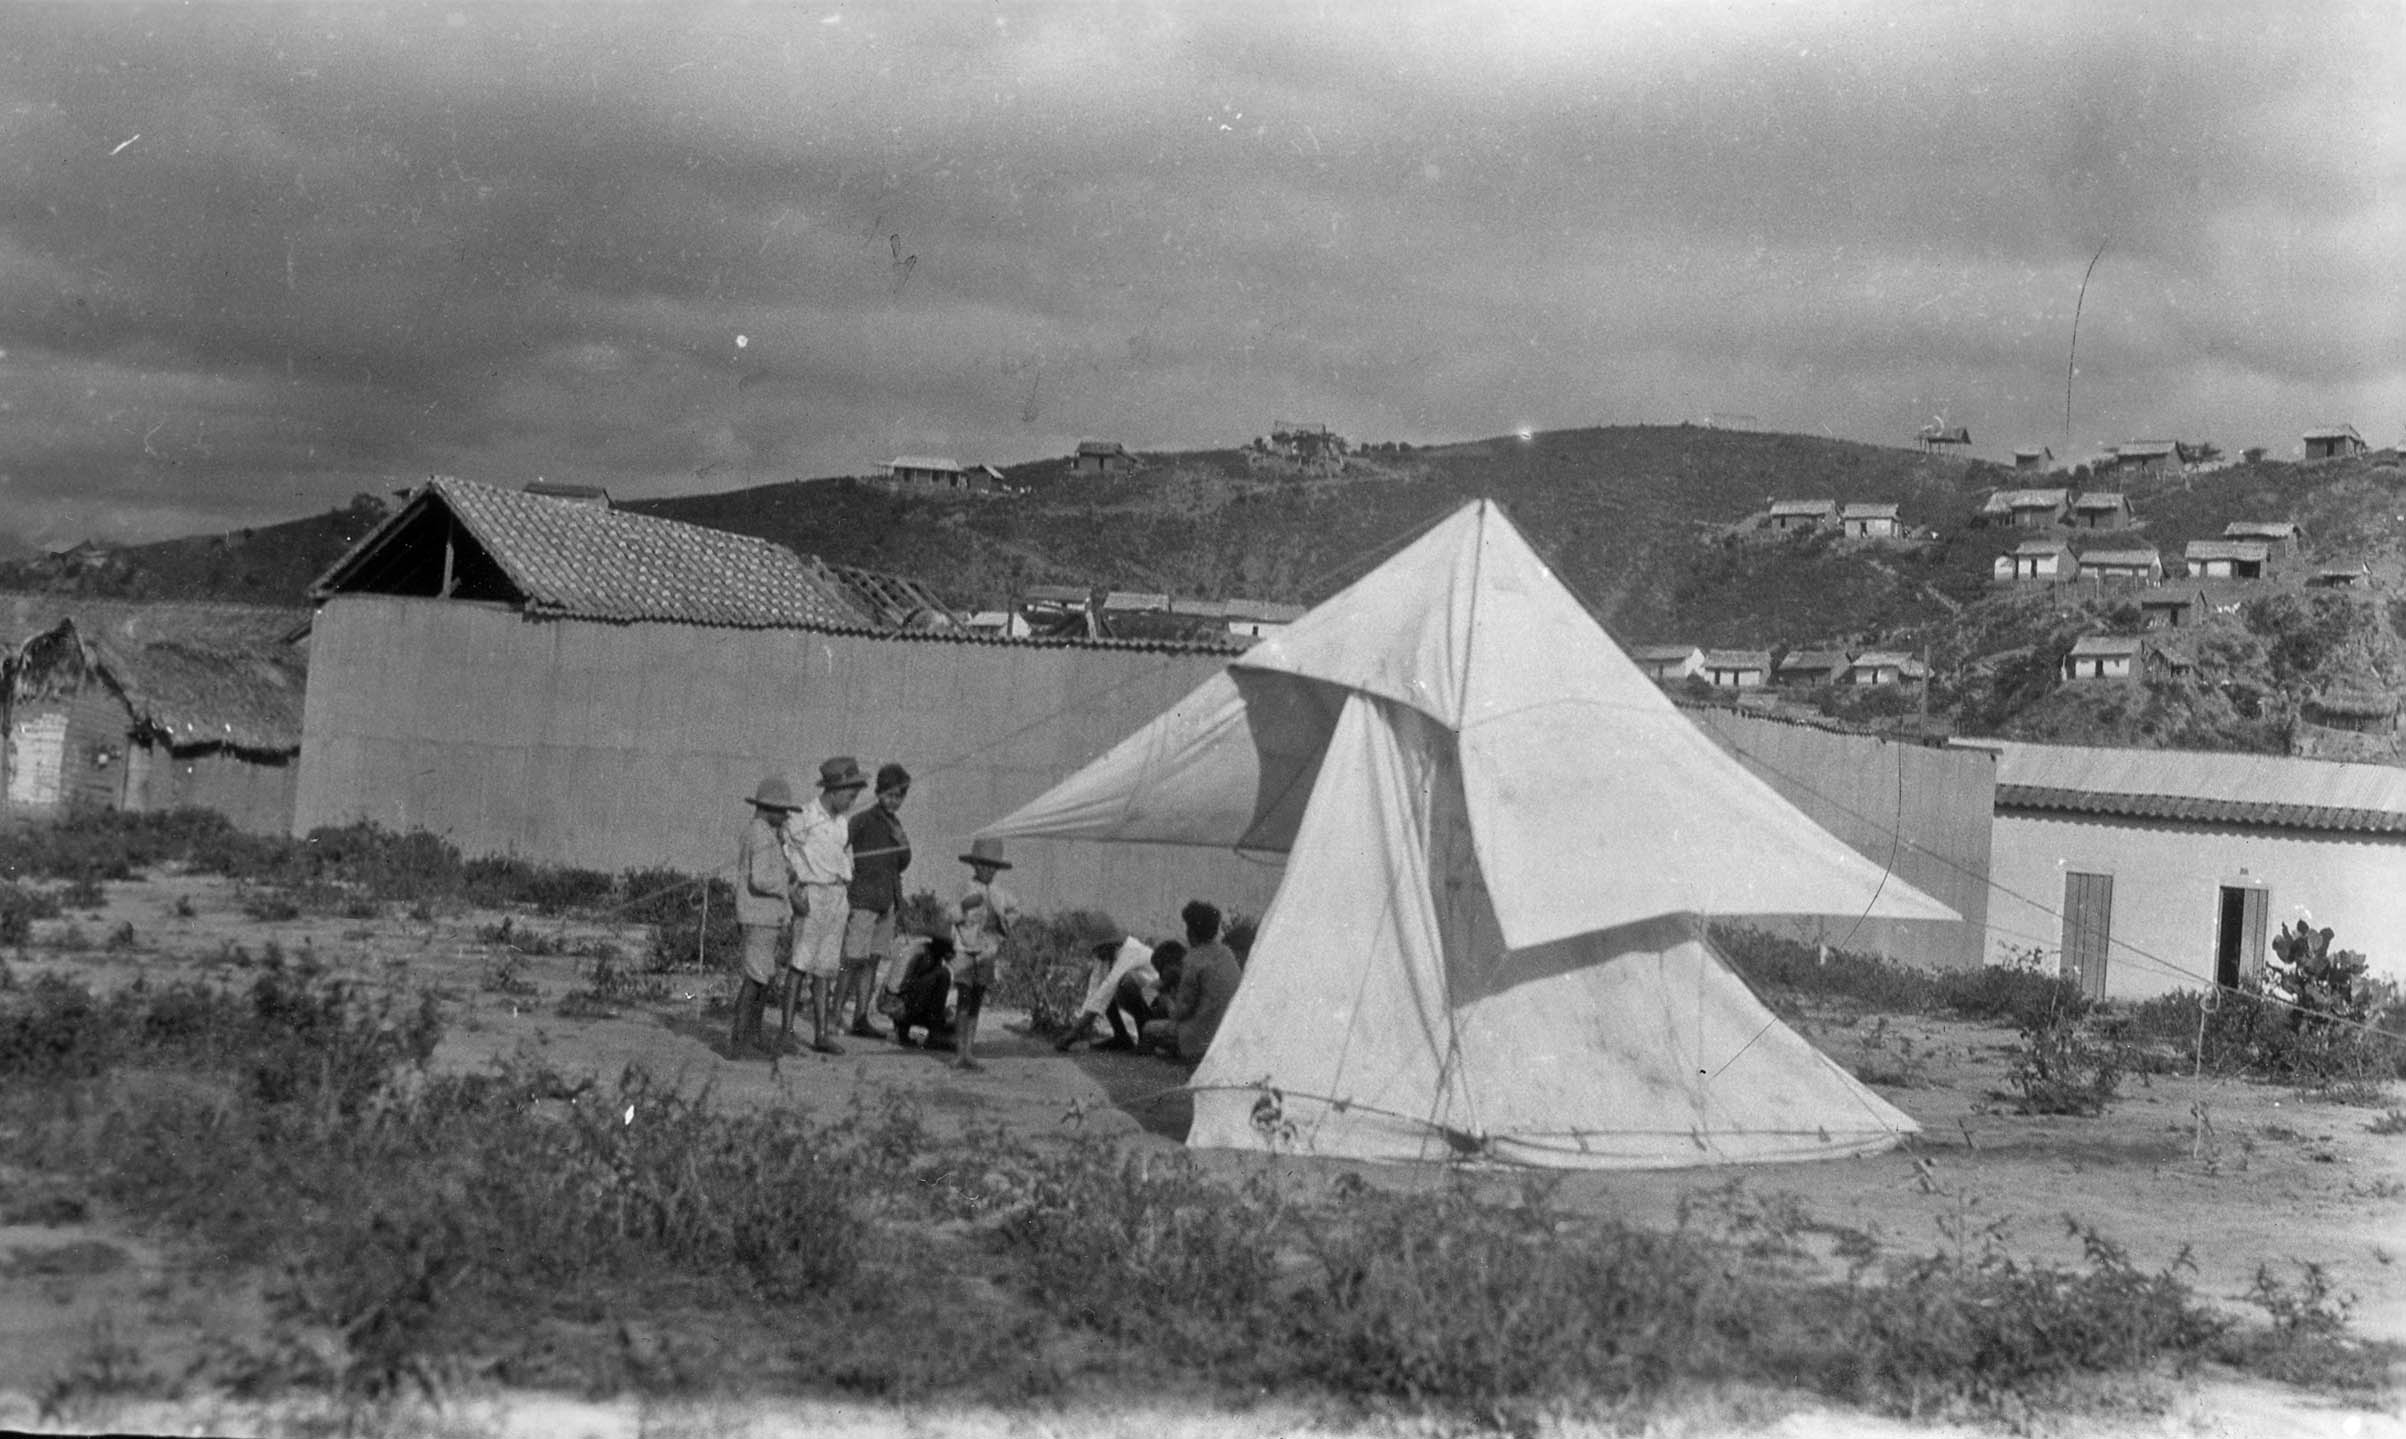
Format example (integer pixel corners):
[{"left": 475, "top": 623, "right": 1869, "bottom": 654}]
[{"left": 2061, "top": 871, "right": 2114, "bottom": 1000}]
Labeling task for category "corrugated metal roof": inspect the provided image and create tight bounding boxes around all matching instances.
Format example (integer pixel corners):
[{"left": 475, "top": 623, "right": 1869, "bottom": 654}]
[
  {"left": 314, "top": 479, "right": 872, "bottom": 629},
  {"left": 1102, "top": 591, "right": 1169, "bottom": 612},
  {"left": 2078, "top": 547, "right": 2160, "bottom": 567},
  {"left": 1980, "top": 740, "right": 2406, "bottom": 832},
  {"left": 1839, "top": 502, "right": 1900, "bottom": 519},
  {"left": 886, "top": 456, "right": 964, "bottom": 473}
]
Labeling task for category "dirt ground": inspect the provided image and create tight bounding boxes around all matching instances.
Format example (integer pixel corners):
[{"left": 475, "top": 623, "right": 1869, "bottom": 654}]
[{"left": 3, "top": 870, "right": 2403, "bottom": 1438}]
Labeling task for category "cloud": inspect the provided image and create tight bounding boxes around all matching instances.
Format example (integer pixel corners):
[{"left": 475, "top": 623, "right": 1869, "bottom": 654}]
[{"left": 0, "top": 2, "right": 2397, "bottom": 543}]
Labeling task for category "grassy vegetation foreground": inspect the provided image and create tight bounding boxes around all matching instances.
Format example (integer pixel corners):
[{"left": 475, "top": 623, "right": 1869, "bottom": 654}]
[{"left": 2, "top": 960, "right": 2395, "bottom": 1430}]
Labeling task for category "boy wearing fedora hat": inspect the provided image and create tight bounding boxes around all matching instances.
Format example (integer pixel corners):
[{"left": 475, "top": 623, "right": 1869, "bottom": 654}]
[
  {"left": 778, "top": 756, "right": 870, "bottom": 1055},
  {"left": 945, "top": 838, "right": 1019, "bottom": 1070},
  {"left": 730, "top": 774, "right": 802, "bottom": 1057}
]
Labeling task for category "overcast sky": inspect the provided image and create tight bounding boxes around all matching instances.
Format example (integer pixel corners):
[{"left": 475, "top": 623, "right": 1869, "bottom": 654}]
[{"left": 3, "top": 2, "right": 2400, "bottom": 545}]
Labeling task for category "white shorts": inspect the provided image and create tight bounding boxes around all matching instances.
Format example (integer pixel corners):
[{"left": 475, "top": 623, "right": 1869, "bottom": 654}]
[{"left": 789, "top": 885, "right": 849, "bottom": 978}]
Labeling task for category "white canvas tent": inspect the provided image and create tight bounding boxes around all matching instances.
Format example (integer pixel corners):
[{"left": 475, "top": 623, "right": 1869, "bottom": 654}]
[{"left": 981, "top": 500, "right": 1955, "bottom": 1167}]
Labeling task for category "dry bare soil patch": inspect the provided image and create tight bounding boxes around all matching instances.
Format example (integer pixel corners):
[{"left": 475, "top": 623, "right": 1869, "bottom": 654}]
[{"left": 2, "top": 866, "right": 2402, "bottom": 1437}]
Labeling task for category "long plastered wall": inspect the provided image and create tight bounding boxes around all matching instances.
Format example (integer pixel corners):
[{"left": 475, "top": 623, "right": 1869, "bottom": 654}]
[{"left": 294, "top": 595, "right": 1281, "bottom": 935}]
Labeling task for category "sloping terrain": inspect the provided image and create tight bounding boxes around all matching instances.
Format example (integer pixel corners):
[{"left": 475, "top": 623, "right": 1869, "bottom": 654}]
[{"left": 11, "top": 430, "right": 2405, "bottom": 758}]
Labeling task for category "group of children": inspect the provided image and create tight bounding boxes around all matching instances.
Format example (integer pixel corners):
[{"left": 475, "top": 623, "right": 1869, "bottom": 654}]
[
  {"left": 732, "top": 758, "right": 1017, "bottom": 1070},
  {"left": 733, "top": 758, "right": 1243, "bottom": 1070}
]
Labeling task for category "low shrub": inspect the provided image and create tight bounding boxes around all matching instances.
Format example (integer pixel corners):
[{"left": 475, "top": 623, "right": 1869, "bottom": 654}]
[
  {"left": 1, "top": 881, "right": 62, "bottom": 946},
  {"left": 2008, "top": 1005, "right": 2125, "bottom": 1116}
]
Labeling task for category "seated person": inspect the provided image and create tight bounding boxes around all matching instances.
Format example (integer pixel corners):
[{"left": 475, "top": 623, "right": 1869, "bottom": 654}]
[
  {"left": 1057, "top": 931, "right": 1157, "bottom": 1051},
  {"left": 881, "top": 934, "right": 957, "bottom": 1048},
  {"left": 1104, "top": 940, "right": 1183, "bottom": 1052},
  {"left": 1141, "top": 901, "right": 1243, "bottom": 1063}
]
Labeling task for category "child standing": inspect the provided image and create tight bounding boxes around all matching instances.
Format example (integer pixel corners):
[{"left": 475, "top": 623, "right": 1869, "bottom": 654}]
[{"left": 946, "top": 838, "right": 1020, "bottom": 1070}]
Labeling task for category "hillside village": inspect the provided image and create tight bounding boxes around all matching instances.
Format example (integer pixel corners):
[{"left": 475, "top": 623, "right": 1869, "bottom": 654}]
[{"left": 6, "top": 417, "right": 2406, "bottom": 1001}]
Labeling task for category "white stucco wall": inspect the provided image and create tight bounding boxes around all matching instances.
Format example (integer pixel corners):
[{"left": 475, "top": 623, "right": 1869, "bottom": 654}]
[{"left": 1984, "top": 811, "right": 2406, "bottom": 999}]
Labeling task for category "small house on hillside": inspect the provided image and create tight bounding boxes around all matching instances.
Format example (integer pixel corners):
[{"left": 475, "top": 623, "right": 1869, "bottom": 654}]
[
  {"left": 882, "top": 456, "right": 967, "bottom": 489},
  {"left": 1629, "top": 644, "right": 1705, "bottom": 682},
  {"left": 1839, "top": 502, "right": 1902, "bottom": 539},
  {"left": 2303, "top": 425, "right": 2367, "bottom": 462},
  {"left": 1843, "top": 651, "right": 1916, "bottom": 687},
  {"left": 1070, "top": 440, "right": 1139, "bottom": 475},
  {"left": 2077, "top": 545, "right": 2163, "bottom": 585},
  {"left": 2138, "top": 589, "right": 2208, "bottom": 629},
  {"left": 2013, "top": 446, "right": 2055, "bottom": 471},
  {"left": 1774, "top": 650, "right": 1852, "bottom": 688},
  {"left": 2068, "top": 492, "right": 2135, "bottom": 530},
  {"left": 1917, "top": 424, "right": 1972, "bottom": 453},
  {"left": 2306, "top": 563, "right": 2373, "bottom": 590},
  {"left": 2222, "top": 520, "right": 2303, "bottom": 557},
  {"left": 1766, "top": 499, "right": 1840, "bottom": 533},
  {"left": 1701, "top": 649, "right": 1772, "bottom": 689},
  {"left": 1983, "top": 488, "right": 2072, "bottom": 529},
  {"left": 2007, "top": 538, "right": 2078, "bottom": 582},
  {"left": 2059, "top": 635, "right": 2142, "bottom": 684},
  {"left": 1968, "top": 739, "right": 2406, "bottom": 997},
  {"left": 3, "top": 617, "right": 304, "bottom": 833},
  {"left": 2304, "top": 690, "right": 2399, "bottom": 735},
  {"left": 2184, "top": 539, "right": 2271, "bottom": 581},
  {"left": 2109, "top": 440, "right": 2183, "bottom": 479}
]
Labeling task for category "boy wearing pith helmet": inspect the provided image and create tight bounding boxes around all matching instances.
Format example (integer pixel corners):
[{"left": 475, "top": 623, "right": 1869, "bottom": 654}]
[
  {"left": 946, "top": 838, "right": 1019, "bottom": 1071},
  {"left": 779, "top": 756, "right": 869, "bottom": 1056},
  {"left": 730, "top": 774, "right": 801, "bottom": 1057}
]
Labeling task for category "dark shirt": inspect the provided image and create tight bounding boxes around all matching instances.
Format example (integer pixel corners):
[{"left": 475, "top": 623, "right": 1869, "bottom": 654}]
[{"left": 846, "top": 804, "right": 911, "bottom": 912}]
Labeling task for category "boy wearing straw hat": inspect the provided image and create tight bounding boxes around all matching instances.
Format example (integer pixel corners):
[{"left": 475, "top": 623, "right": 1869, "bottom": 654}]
[
  {"left": 779, "top": 756, "right": 869, "bottom": 1055},
  {"left": 730, "top": 774, "right": 802, "bottom": 1057},
  {"left": 945, "top": 838, "right": 1019, "bottom": 1070}
]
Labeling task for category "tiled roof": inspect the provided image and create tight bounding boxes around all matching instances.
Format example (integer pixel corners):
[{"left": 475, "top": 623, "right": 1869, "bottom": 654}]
[
  {"left": 2077, "top": 547, "right": 2160, "bottom": 567},
  {"left": 110, "top": 639, "right": 307, "bottom": 753},
  {"left": 314, "top": 479, "right": 872, "bottom": 629},
  {"left": 2066, "top": 635, "right": 2141, "bottom": 657},
  {"left": 1975, "top": 740, "right": 2406, "bottom": 834},
  {"left": 1703, "top": 648, "right": 1772, "bottom": 670}
]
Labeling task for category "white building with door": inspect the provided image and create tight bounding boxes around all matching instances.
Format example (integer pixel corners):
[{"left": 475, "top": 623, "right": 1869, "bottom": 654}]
[{"left": 1960, "top": 740, "right": 2406, "bottom": 1000}]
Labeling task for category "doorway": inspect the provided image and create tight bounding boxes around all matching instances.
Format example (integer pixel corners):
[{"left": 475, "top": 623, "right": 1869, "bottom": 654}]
[{"left": 2215, "top": 885, "right": 2268, "bottom": 989}]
